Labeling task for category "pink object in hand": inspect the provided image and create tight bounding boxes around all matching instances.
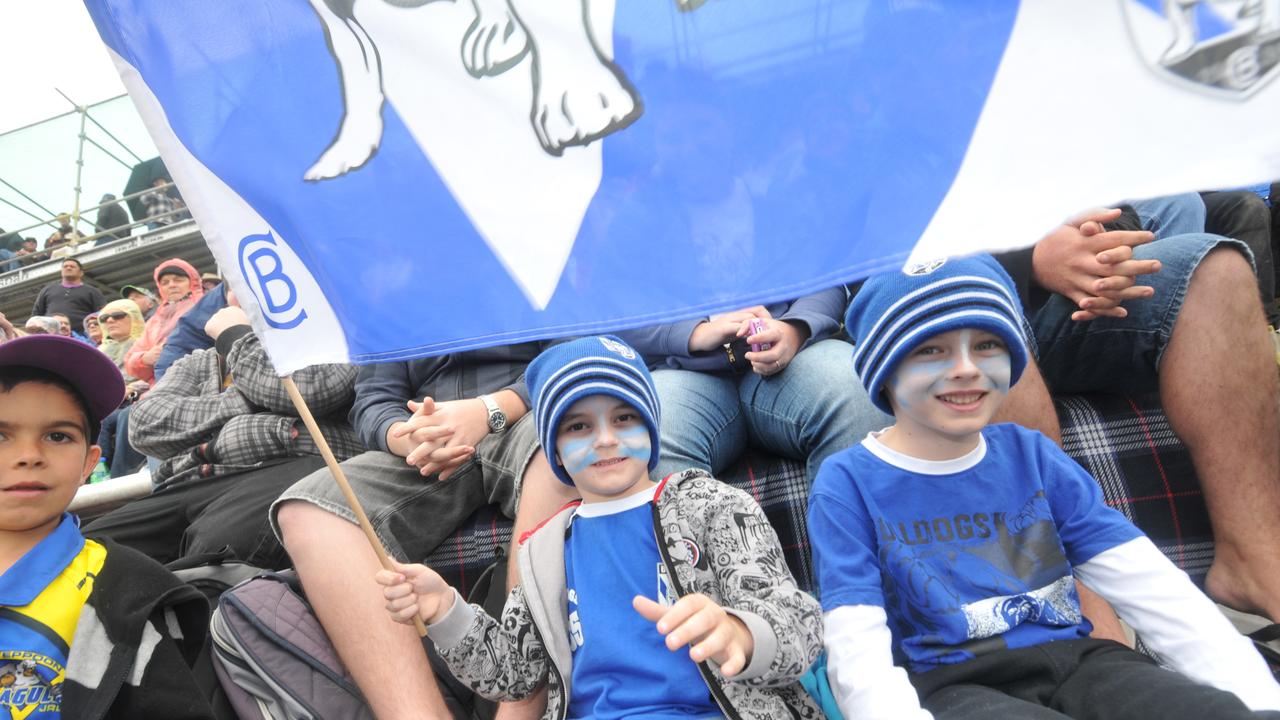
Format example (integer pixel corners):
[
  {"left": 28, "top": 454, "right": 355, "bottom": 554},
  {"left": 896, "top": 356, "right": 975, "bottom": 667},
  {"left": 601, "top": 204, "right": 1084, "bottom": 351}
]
[{"left": 749, "top": 319, "right": 772, "bottom": 353}]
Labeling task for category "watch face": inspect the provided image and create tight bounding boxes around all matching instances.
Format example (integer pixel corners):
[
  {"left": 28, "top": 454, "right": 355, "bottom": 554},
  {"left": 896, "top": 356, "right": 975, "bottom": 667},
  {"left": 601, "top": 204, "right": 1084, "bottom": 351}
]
[{"left": 488, "top": 411, "right": 507, "bottom": 432}]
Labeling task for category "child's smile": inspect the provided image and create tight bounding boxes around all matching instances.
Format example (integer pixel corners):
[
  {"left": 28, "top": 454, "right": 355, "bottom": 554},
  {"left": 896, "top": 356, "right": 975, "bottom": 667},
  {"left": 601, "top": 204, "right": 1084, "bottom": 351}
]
[
  {"left": 883, "top": 328, "right": 1011, "bottom": 458},
  {"left": 555, "top": 395, "right": 653, "bottom": 503}
]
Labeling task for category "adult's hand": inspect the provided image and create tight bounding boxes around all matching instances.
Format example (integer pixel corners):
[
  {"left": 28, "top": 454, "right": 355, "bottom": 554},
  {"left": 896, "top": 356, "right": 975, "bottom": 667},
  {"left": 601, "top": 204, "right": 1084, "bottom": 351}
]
[
  {"left": 390, "top": 397, "right": 487, "bottom": 480},
  {"left": 203, "top": 306, "right": 251, "bottom": 341},
  {"left": 743, "top": 318, "right": 808, "bottom": 376},
  {"left": 140, "top": 340, "right": 165, "bottom": 366},
  {"left": 687, "top": 306, "right": 772, "bottom": 353},
  {"left": 1032, "top": 208, "right": 1161, "bottom": 321}
]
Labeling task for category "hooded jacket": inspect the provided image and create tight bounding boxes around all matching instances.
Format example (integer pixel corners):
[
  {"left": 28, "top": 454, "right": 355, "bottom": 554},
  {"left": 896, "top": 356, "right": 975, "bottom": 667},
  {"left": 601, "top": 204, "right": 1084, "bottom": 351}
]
[
  {"left": 98, "top": 299, "right": 146, "bottom": 382},
  {"left": 429, "top": 469, "right": 825, "bottom": 720},
  {"left": 124, "top": 258, "right": 203, "bottom": 383}
]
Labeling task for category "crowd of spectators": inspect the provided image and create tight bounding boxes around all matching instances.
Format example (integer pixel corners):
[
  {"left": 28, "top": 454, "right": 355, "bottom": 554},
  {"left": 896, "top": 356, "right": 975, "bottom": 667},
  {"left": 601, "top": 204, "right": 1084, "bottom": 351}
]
[
  {"left": 1, "top": 185, "right": 1279, "bottom": 718},
  {"left": 0, "top": 173, "right": 188, "bottom": 274}
]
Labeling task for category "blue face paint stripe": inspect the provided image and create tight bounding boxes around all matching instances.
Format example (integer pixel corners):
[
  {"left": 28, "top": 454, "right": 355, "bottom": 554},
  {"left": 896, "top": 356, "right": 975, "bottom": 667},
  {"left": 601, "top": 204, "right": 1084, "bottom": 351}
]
[{"left": 555, "top": 406, "right": 652, "bottom": 478}]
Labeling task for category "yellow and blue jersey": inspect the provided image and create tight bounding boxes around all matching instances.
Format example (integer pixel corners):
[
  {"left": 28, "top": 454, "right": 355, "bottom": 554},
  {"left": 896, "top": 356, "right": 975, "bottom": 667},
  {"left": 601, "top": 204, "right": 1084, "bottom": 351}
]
[{"left": 0, "top": 515, "right": 104, "bottom": 720}]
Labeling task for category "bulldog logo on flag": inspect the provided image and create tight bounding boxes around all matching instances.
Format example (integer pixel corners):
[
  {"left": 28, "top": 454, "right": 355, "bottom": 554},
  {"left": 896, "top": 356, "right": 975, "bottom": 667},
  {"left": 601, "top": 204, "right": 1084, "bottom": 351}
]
[{"left": 1124, "top": 0, "right": 1280, "bottom": 95}]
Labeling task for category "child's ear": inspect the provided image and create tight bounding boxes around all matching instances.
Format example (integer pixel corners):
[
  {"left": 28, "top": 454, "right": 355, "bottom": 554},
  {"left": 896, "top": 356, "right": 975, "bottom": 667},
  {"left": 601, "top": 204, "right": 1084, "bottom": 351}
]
[{"left": 81, "top": 444, "right": 103, "bottom": 483}]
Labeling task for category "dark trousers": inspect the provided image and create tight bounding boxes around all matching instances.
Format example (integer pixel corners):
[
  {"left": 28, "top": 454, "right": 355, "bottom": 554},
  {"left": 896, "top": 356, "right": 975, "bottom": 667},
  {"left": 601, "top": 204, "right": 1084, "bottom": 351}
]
[
  {"left": 1203, "top": 190, "right": 1277, "bottom": 325},
  {"left": 910, "top": 639, "right": 1269, "bottom": 720},
  {"left": 82, "top": 456, "right": 326, "bottom": 569}
]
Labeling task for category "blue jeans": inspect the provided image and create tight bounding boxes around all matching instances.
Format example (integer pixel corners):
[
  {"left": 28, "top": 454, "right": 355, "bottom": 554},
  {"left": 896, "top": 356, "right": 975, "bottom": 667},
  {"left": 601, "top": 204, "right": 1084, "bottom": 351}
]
[
  {"left": 99, "top": 406, "right": 147, "bottom": 478},
  {"left": 1127, "top": 193, "right": 1205, "bottom": 239},
  {"left": 651, "top": 339, "right": 891, "bottom": 484},
  {"left": 1030, "top": 233, "right": 1251, "bottom": 395}
]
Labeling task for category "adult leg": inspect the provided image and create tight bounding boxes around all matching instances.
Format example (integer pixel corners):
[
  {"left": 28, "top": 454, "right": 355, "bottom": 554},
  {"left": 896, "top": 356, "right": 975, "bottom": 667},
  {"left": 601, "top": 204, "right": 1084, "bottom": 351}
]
[
  {"left": 1160, "top": 247, "right": 1280, "bottom": 620},
  {"left": 97, "top": 408, "right": 119, "bottom": 469},
  {"left": 737, "top": 338, "right": 891, "bottom": 483},
  {"left": 1127, "top": 193, "right": 1206, "bottom": 239},
  {"left": 272, "top": 416, "right": 540, "bottom": 720},
  {"left": 650, "top": 368, "right": 747, "bottom": 479},
  {"left": 1202, "top": 190, "right": 1276, "bottom": 325},
  {"left": 109, "top": 406, "right": 147, "bottom": 477},
  {"left": 274, "top": 453, "right": 482, "bottom": 720},
  {"left": 505, "top": 449, "right": 576, "bottom": 588},
  {"left": 181, "top": 456, "right": 326, "bottom": 569},
  {"left": 1034, "top": 234, "right": 1280, "bottom": 619},
  {"left": 992, "top": 359, "right": 1061, "bottom": 444},
  {"left": 83, "top": 474, "right": 233, "bottom": 563}
]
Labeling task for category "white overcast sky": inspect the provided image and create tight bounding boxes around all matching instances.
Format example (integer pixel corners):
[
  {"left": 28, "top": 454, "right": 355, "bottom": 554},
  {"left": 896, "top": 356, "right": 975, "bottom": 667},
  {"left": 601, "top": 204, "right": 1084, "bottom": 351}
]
[
  {"left": 0, "top": 0, "right": 160, "bottom": 236},
  {"left": 1, "top": 0, "right": 127, "bottom": 134}
]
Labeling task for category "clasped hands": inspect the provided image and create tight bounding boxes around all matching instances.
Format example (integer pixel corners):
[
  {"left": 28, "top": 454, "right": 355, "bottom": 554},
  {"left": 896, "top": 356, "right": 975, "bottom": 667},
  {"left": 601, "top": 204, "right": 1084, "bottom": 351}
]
[
  {"left": 1034, "top": 208, "right": 1163, "bottom": 322},
  {"left": 387, "top": 396, "right": 487, "bottom": 480},
  {"left": 688, "top": 306, "right": 808, "bottom": 376},
  {"left": 377, "top": 560, "right": 755, "bottom": 677}
]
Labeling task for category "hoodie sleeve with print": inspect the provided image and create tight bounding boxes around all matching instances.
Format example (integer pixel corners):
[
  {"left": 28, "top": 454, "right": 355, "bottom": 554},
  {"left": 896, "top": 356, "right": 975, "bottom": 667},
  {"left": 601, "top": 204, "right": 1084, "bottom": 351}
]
[
  {"left": 700, "top": 482, "right": 824, "bottom": 686},
  {"left": 428, "top": 585, "right": 550, "bottom": 703}
]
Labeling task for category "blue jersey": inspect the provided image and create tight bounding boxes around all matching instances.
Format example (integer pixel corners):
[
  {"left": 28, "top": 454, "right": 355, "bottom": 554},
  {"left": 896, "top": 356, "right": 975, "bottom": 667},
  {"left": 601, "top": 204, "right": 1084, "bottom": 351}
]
[
  {"left": 563, "top": 488, "right": 720, "bottom": 720},
  {"left": 0, "top": 515, "right": 105, "bottom": 720},
  {"left": 808, "top": 424, "right": 1142, "bottom": 672}
]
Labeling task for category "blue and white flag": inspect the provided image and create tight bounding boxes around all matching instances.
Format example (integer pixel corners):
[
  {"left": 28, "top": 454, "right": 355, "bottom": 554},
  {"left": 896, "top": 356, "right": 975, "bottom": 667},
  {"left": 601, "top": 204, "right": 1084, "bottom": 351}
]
[{"left": 83, "top": 0, "right": 1280, "bottom": 373}]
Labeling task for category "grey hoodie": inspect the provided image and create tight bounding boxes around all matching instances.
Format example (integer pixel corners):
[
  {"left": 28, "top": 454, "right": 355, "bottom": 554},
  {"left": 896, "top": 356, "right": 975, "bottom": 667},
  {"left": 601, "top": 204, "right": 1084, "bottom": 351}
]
[{"left": 427, "top": 469, "right": 825, "bottom": 720}]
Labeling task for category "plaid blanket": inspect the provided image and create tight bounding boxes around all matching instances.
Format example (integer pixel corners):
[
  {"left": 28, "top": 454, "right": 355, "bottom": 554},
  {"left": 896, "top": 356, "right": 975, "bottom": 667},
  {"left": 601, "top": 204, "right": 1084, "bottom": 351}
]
[{"left": 424, "top": 391, "right": 1212, "bottom": 598}]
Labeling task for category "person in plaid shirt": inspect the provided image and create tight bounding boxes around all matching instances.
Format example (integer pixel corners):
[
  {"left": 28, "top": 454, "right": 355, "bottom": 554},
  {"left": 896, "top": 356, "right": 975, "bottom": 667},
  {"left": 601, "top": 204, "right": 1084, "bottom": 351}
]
[
  {"left": 83, "top": 302, "right": 359, "bottom": 569},
  {"left": 140, "top": 177, "right": 183, "bottom": 228}
]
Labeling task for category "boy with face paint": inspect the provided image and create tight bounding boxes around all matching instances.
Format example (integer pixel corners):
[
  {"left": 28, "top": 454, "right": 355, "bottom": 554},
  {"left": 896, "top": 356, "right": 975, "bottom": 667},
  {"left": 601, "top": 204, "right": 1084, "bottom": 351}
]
[
  {"left": 375, "top": 336, "right": 825, "bottom": 720},
  {"left": 811, "top": 255, "right": 1280, "bottom": 720}
]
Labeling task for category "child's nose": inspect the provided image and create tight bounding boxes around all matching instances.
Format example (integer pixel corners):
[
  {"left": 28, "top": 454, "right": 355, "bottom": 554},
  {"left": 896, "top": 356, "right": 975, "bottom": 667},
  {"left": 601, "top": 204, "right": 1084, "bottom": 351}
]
[
  {"left": 948, "top": 350, "right": 981, "bottom": 378},
  {"left": 11, "top": 439, "right": 46, "bottom": 467},
  {"left": 594, "top": 422, "right": 619, "bottom": 446}
]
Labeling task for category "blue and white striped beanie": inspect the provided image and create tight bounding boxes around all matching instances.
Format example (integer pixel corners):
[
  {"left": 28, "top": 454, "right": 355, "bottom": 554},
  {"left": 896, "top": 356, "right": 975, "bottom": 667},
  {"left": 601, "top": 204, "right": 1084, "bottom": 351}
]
[
  {"left": 846, "top": 254, "right": 1029, "bottom": 415},
  {"left": 527, "top": 336, "right": 661, "bottom": 486}
]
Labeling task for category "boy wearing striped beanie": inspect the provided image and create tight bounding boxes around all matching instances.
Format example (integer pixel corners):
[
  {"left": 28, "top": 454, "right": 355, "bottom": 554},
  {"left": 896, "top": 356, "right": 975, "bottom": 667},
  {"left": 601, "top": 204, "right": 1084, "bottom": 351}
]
[
  {"left": 376, "top": 336, "right": 824, "bottom": 719},
  {"left": 809, "top": 255, "right": 1280, "bottom": 719}
]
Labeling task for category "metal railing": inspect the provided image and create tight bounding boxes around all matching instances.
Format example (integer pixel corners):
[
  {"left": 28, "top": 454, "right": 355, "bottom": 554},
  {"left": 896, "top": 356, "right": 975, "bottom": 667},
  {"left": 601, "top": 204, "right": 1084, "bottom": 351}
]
[{"left": 0, "top": 181, "right": 193, "bottom": 274}]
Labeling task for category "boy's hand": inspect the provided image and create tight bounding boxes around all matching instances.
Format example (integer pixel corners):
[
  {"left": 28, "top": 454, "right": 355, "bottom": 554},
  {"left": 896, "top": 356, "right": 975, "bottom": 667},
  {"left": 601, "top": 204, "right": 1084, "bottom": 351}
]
[
  {"left": 375, "top": 560, "right": 456, "bottom": 626},
  {"left": 633, "top": 594, "right": 754, "bottom": 677}
]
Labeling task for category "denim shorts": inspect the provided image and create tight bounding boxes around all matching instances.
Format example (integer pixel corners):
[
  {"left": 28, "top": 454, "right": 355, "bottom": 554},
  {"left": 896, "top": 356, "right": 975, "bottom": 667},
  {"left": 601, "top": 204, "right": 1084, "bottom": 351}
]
[
  {"left": 270, "top": 413, "right": 539, "bottom": 562},
  {"left": 1030, "top": 233, "right": 1251, "bottom": 395}
]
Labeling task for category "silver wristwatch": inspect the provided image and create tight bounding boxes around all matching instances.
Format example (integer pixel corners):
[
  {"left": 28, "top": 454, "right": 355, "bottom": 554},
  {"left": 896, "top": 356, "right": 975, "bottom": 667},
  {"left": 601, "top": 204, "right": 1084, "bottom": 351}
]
[{"left": 479, "top": 394, "right": 507, "bottom": 433}]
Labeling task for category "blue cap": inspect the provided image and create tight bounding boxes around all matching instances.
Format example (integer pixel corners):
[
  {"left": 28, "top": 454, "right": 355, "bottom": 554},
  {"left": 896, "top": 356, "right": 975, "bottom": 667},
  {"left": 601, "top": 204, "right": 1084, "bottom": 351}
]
[
  {"left": 845, "top": 254, "right": 1029, "bottom": 415},
  {"left": 526, "top": 336, "right": 661, "bottom": 486}
]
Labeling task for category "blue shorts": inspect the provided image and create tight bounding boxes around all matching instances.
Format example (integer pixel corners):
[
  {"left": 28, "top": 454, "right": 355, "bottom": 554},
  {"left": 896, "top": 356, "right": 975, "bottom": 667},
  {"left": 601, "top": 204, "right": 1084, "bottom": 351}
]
[{"left": 1030, "top": 233, "right": 1251, "bottom": 396}]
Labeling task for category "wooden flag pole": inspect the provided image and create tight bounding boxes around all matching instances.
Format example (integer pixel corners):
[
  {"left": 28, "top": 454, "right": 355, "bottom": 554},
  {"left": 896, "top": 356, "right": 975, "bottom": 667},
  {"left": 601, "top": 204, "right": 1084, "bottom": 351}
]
[{"left": 281, "top": 376, "right": 429, "bottom": 637}]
